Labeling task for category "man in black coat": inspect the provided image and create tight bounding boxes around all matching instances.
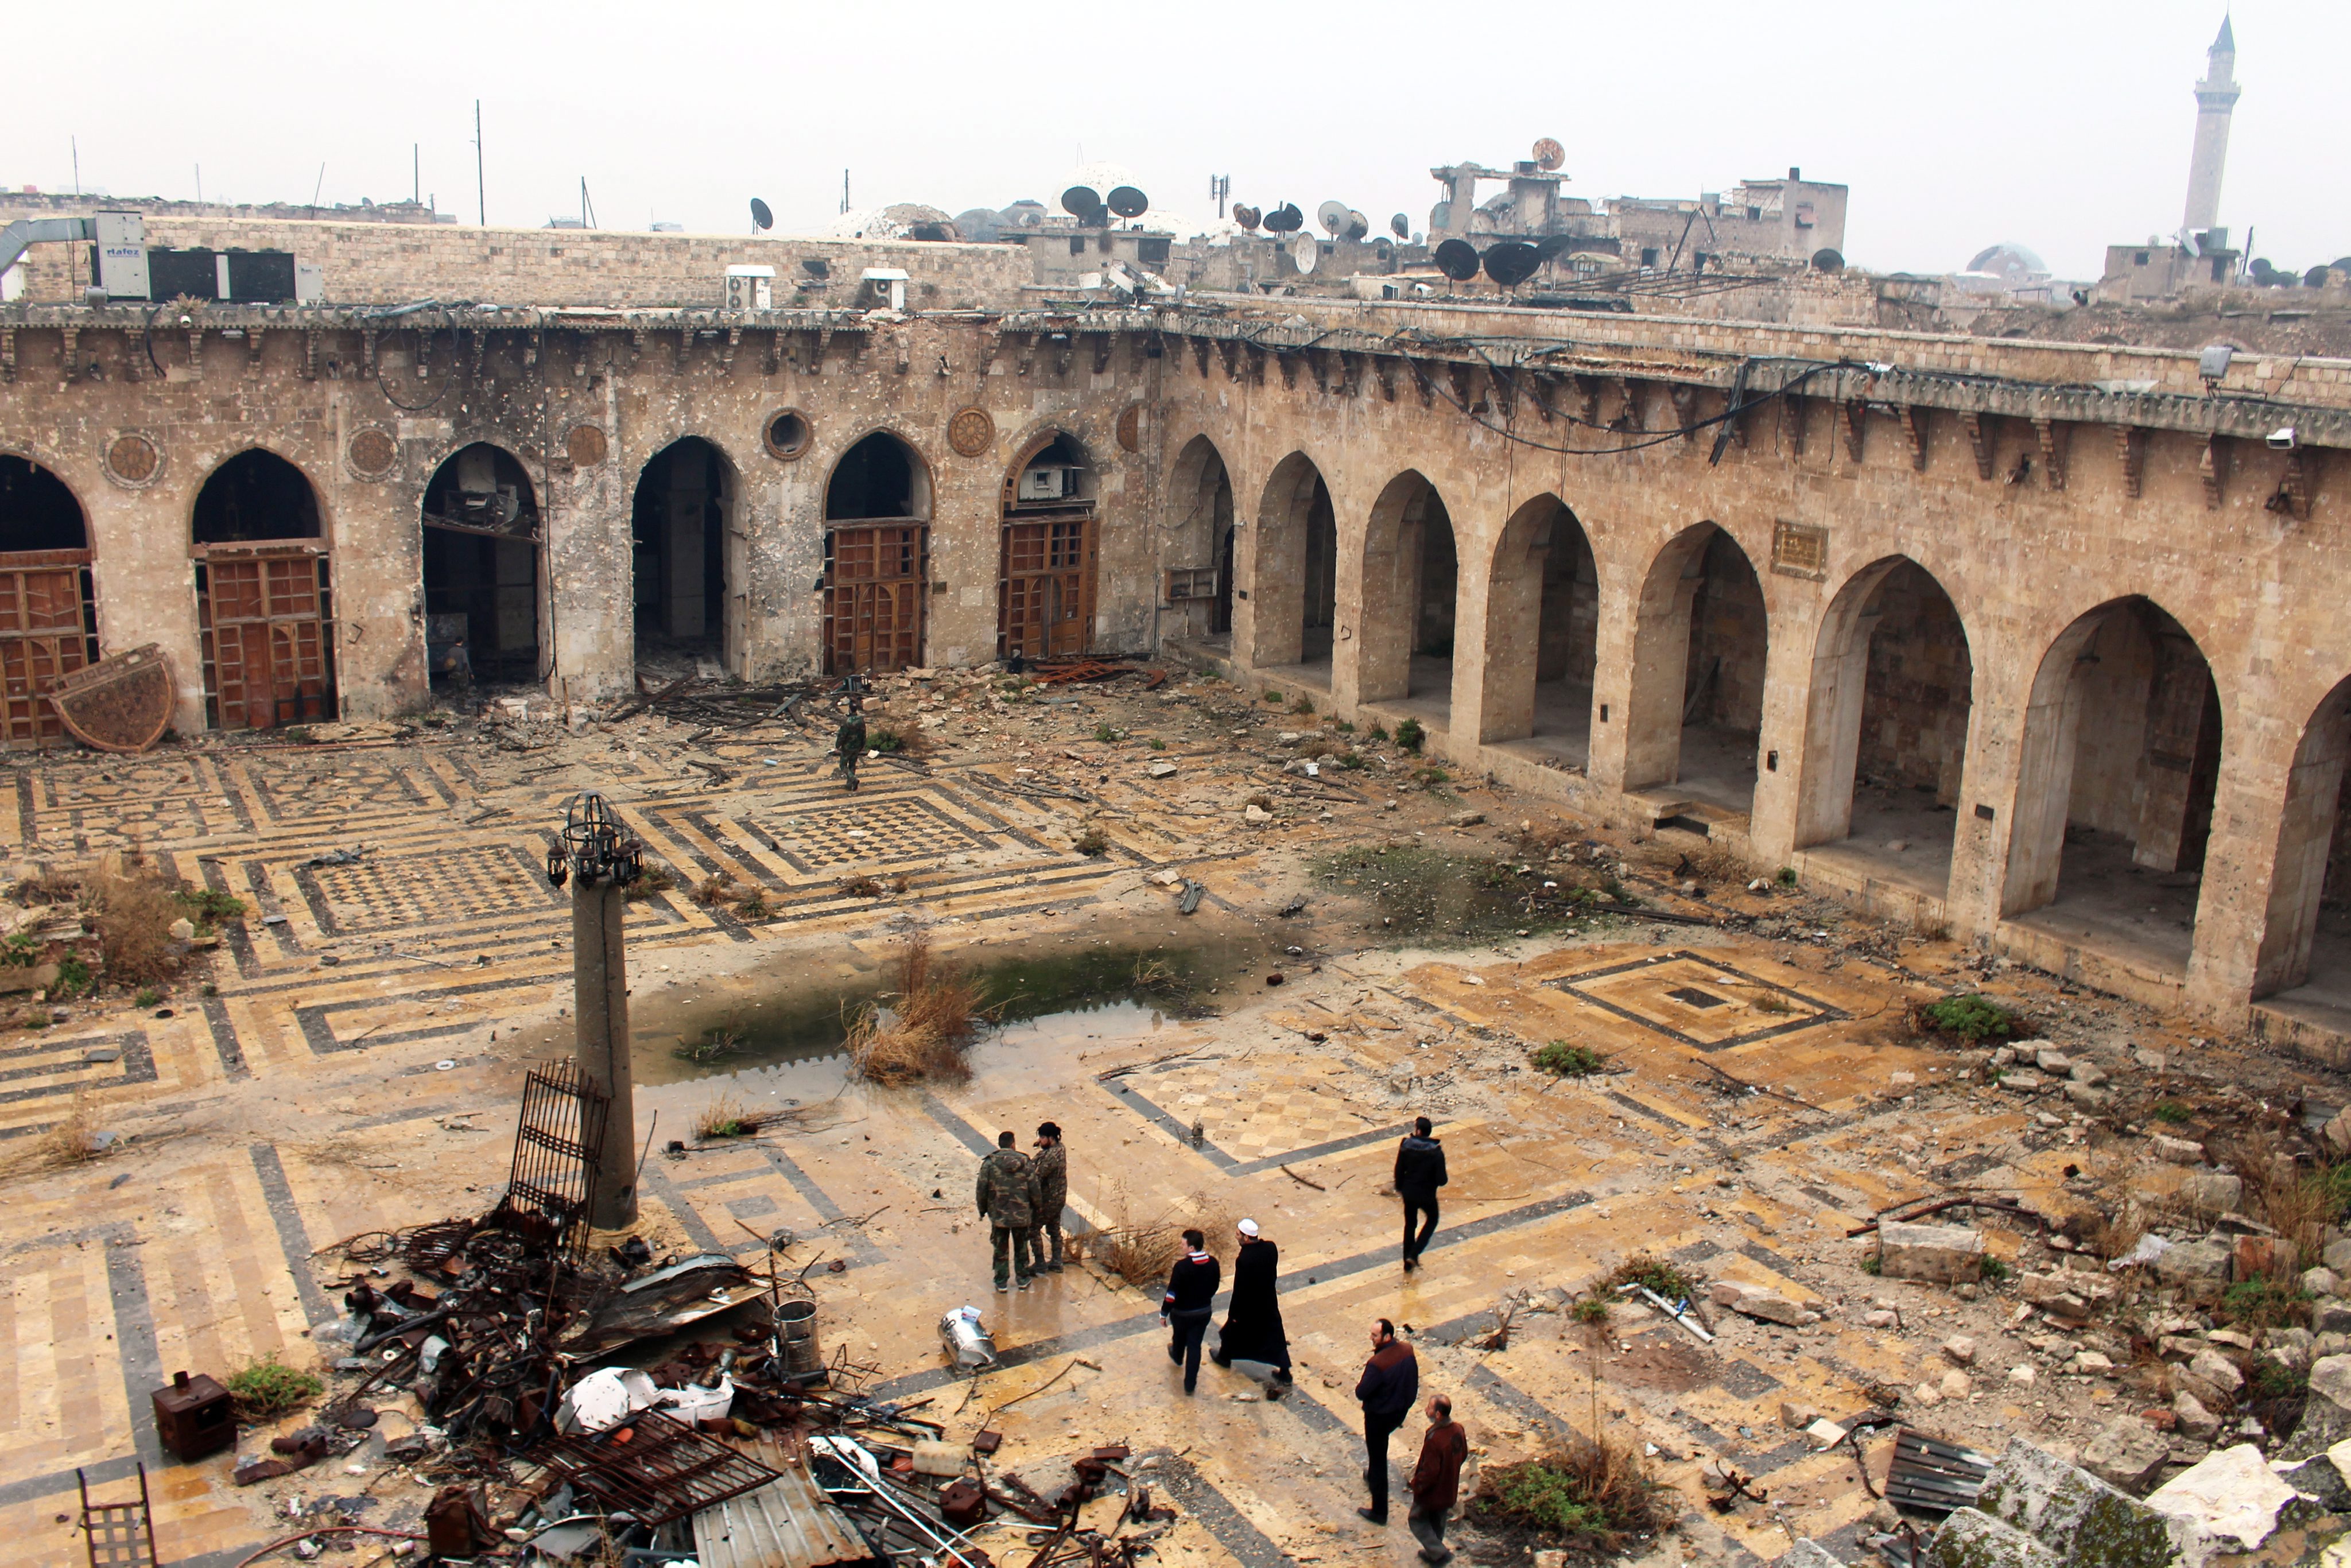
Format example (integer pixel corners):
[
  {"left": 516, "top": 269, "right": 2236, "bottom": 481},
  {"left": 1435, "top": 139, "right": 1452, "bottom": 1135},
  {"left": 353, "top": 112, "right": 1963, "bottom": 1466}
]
[
  {"left": 1394, "top": 1116, "right": 1449, "bottom": 1272},
  {"left": 1159, "top": 1229, "right": 1220, "bottom": 1395},
  {"left": 1353, "top": 1317, "right": 1419, "bottom": 1524},
  {"left": 1211, "top": 1218, "right": 1291, "bottom": 1388}
]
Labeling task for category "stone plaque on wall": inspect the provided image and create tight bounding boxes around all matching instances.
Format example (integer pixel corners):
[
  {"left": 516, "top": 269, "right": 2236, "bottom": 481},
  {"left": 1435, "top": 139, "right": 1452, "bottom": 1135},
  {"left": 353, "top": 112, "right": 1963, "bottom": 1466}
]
[
  {"left": 103, "top": 432, "right": 162, "bottom": 488},
  {"left": 1771, "top": 519, "right": 1828, "bottom": 581},
  {"left": 947, "top": 406, "right": 995, "bottom": 458},
  {"left": 563, "top": 424, "right": 608, "bottom": 468},
  {"left": 347, "top": 427, "right": 399, "bottom": 479}
]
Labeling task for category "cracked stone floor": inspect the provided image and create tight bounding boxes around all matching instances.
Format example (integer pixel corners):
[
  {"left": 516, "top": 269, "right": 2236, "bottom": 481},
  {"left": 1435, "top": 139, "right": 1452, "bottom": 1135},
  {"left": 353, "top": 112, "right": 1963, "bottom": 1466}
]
[{"left": 0, "top": 670, "right": 2278, "bottom": 1567}]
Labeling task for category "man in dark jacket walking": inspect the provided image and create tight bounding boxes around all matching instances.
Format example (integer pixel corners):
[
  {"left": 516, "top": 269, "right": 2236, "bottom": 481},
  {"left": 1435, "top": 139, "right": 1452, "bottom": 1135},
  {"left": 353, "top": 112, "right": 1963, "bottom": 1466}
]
[
  {"left": 1394, "top": 1117, "right": 1449, "bottom": 1271},
  {"left": 1406, "top": 1395, "right": 1469, "bottom": 1563},
  {"left": 1159, "top": 1230, "right": 1220, "bottom": 1395},
  {"left": 1030, "top": 1122, "right": 1068, "bottom": 1272},
  {"left": 1353, "top": 1317, "right": 1419, "bottom": 1524},
  {"left": 1211, "top": 1218, "right": 1291, "bottom": 1388},
  {"left": 975, "top": 1131, "right": 1038, "bottom": 1292}
]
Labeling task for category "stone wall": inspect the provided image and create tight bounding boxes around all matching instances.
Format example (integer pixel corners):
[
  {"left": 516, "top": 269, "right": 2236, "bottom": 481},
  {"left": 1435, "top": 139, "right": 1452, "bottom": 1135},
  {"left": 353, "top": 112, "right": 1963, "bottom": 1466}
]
[{"left": 7, "top": 217, "right": 1033, "bottom": 312}]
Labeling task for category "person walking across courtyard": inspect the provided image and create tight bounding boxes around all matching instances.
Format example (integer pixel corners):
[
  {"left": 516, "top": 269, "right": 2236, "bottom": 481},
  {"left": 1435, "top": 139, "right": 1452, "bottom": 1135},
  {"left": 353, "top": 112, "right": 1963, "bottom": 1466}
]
[
  {"left": 1160, "top": 1229, "right": 1220, "bottom": 1395},
  {"left": 975, "top": 1131, "right": 1038, "bottom": 1291},
  {"left": 1354, "top": 1317, "right": 1419, "bottom": 1524},
  {"left": 835, "top": 698, "right": 868, "bottom": 792},
  {"left": 1395, "top": 1117, "right": 1449, "bottom": 1271},
  {"left": 1212, "top": 1218, "right": 1291, "bottom": 1388},
  {"left": 1406, "top": 1395, "right": 1469, "bottom": 1563},
  {"left": 1031, "top": 1121, "right": 1068, "bottom": 1272}
]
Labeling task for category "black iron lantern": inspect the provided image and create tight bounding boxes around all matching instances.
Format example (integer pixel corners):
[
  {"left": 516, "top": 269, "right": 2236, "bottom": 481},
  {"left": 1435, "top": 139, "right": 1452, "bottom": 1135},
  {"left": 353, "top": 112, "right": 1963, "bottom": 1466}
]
[{"left": 548, "top": 791, "right": 643, "bottom": 887}]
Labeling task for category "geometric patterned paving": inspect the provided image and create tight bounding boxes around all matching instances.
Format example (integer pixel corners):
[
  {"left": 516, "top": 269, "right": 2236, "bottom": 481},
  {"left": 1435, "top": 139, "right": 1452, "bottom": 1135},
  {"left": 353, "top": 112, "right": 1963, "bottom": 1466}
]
[
  {"left": 1100, "top": 1056, "right": 1406, "bottom": 1173},
  {"left": 1547, "top": 948, "right": 1846, "bottom": 1051},
  {"left": 762, "top": 793, "right": 995, "bottom": 873},
  {"left": 296, "top": 843, "right": 559, "bottom": 934}
]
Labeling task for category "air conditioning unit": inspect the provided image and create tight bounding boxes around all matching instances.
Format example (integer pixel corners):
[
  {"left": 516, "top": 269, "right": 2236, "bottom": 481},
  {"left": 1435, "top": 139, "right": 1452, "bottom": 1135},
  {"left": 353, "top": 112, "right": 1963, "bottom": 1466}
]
[
  {"left": 1017, "top": 465, "right": 1078, "bottom": 502},
  {"left": 724, "top": 266, "right": 775, "bottom": 311}
]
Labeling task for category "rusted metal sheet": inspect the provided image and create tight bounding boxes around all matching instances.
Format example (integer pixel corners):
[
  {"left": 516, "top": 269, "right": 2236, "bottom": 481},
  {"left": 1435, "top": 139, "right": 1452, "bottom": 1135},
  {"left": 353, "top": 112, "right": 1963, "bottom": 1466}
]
[
  {"left": 534, "top": 1409, "right": 779, "bottom": 1528},
  {"left": 562, "top": 1253, "right": 767, "bottom": 1356},
  {"left": 1883, "top": 1427, "right": 1994, "bottom": 1516},
  {"left": 49, "top": 643, "right": 174, "bottom": 754},
  {"left": 694, "top": 1450, "right": 868, "bottom": 1568}
]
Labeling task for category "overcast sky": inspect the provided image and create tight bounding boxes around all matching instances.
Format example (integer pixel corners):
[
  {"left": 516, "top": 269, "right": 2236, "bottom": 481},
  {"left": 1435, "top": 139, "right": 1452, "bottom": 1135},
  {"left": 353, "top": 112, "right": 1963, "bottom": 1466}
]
[{"left": 7, "top": 0, "right": 2345, "bottom": 281}]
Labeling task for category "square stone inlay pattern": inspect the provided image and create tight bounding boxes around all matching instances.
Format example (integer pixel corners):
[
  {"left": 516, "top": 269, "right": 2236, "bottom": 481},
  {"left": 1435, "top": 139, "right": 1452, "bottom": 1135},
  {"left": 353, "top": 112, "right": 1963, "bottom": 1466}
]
[
  {"left": 765, "top": 795, "right": 992, "bottom": 873},
  {"left": 300, "top": 844, "right": 558, "bottom": 934},
  {"left": 1547, "top": 950, "right": 1845, "bottom": 1050}
]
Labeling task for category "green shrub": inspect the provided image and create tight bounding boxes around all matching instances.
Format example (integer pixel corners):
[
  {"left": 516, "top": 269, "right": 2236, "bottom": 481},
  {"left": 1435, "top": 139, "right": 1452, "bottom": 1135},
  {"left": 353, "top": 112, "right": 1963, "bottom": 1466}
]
[
  {"left": 1917, "top": 993, "right": 2021, "bottom": 1041},
  {"left": 2153, "top": 1100, "right": 2192, "bottom": 1124},
  {"left": 2218, "top": 1277, "right": 2311, "bottom": 1329},
  {"left": 53, "top": 954, "right": 92, "bottom": 999},
  {"left": 225, "top": 1356, "right": 322, "bottom": 1420},
  {"left": 1776, "top": 866, "right": 1798, "bottom": 886},
  {"left": 1606, "top": 1253, "right": 1694, "bottom": 1302},
  {"left": 1092, "top": 723, "right": 1118, "bottom": 743},
  {"left": 1263, "top": 689, "right": 1285, "bottom": 705},
  {"left": 1149, "top": 738, "right": 1166, "bottom": 751},
  {"left": 1859, "top": 1253, "right": 1883, "bottom": 1275},
  {"left": 1394, "top": 718, "right": 1425, "bottom": 754},
  {"left": 1, "top": 932, "right": 40, "bottom": 967},
  {"left": 1368, "top": 722, "right": 1390, "bottom": 742},
  {"left": 1533, "top": 1041, "right": 1605, "bottom": 1077},
  {"left": 1481, "top": 1463, "right": 1603, "bottom": 1538},
  {"left": 1074, "top": 825, "right": 1110, "bottom": 856},
  {"left": 1338, "top": 751, "right": 1366, "bottom": 771},
  {"left": 1290, "top": 694, "right": 1316, "bottom": 716},
  {"left": 868, "top": 728, "right": 905, "bottom": 753},
  {"left": 1334, "top": 720, "right": 1355, "bottom": 734},
  {"left": 1979, "top": 1256, "right": 2011, "bottom": 1282},
  {"left": 1570, "top": 1297, "right": 1610, "bottom": 1324},
  {"left": 176, "top": 886, "right": 249, "bottom": 923},
  {"left": 135, "top": 987, "right": 162, "bottom": 1008}
]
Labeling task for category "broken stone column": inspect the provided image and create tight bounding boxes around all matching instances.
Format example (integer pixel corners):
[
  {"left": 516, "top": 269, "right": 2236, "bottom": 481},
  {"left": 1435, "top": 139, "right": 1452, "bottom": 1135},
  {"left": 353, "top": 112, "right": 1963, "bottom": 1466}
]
[
  {"left": 1971, "top": 1438, "right": 2175, "bottom": 1568},
  {"left": 1876, "top": 1221, "right": 1985, "bottom": 1284},
  {"left": 1926, "top": 1508, "right": 2061, "bottom": 1568},
  {"left": 573, "top": 872, "right": 638, "bottom": 1229}
]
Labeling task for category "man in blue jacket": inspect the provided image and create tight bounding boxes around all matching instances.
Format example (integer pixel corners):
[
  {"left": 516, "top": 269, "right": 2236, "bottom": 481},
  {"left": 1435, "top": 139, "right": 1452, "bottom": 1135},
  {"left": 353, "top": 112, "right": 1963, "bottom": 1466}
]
[
  {"left": 1394, "top": 1117, "right": 1449, "bottom": 1272},
  {"left": 1160, "top": 1229, "right": 1220, "bottom": 1395},
  {"left": 1353, "top": 1317, "right": 1419, "bottom": 1524}
]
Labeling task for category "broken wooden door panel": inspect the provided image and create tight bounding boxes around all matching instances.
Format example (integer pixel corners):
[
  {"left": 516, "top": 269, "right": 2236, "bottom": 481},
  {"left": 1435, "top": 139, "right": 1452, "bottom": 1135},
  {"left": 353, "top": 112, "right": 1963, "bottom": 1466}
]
[
  {"left": 823, "top": 524, "right": 926, "bottom": 674},
  {"left": 0, "top": 548, "right": 99, "bottom": 747},
  {"left": 196, "top": 548, "right": 337, "bottom": 731},
  {"left": 998, "top": 514, "right": 1096, "bottom": 661}
]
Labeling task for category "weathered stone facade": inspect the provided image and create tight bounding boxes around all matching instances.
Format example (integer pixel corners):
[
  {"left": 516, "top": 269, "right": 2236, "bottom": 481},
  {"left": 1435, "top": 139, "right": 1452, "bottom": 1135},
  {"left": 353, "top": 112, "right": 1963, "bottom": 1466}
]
[{"left": 4, "top": 224, "right": 2349, "bottom": 1044}]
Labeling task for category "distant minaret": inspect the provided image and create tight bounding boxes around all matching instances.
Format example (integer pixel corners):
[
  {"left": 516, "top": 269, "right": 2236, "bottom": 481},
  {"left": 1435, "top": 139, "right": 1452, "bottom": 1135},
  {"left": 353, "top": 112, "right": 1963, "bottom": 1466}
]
[{"left": 2182, "top": 15, "right": 2239, "bottom": 235}]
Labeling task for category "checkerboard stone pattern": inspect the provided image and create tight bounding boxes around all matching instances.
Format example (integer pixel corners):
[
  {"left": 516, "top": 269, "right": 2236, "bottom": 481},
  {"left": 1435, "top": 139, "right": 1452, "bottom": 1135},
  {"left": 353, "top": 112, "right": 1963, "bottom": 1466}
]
[
  {"left": 305, "top": 844, "right": 553, "bottom": 934},
  {"left": 1146, "top": 1061, "right": 1386, "bottom": 1162},
  {"left": 765, "top": 795, "right": 990, "bottom": 873}
]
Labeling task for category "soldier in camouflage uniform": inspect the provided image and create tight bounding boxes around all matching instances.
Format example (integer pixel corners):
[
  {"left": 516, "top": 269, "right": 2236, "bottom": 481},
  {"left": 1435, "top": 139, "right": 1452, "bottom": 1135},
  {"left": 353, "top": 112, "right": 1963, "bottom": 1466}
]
[
  {"left": 1030, "top": 1121, "right": 1069, "bottom": 1273},
  {"left": 975, "top": 1130, "right": 1039, "bottom": 1291}
]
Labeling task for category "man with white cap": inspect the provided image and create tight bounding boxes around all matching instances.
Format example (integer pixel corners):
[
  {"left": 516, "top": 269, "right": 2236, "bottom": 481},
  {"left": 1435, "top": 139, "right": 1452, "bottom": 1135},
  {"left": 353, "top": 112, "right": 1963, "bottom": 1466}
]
[{"left": 1212, "top": 1217, "right": 1291, "bottom": 1391}]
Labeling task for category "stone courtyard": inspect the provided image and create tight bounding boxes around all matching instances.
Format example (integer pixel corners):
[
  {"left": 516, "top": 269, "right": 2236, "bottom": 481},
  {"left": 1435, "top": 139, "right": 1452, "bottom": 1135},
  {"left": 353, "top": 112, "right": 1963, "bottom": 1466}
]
[{"left": 4, "top": 666, "right": 2339, "bottom": 1566}]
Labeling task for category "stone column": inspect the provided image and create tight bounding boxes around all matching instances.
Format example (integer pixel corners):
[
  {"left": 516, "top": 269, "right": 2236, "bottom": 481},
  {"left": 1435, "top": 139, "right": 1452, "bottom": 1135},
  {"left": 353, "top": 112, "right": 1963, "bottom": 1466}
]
[{"left": 572, "top": 878, "right": 637, "bottom": 1228}]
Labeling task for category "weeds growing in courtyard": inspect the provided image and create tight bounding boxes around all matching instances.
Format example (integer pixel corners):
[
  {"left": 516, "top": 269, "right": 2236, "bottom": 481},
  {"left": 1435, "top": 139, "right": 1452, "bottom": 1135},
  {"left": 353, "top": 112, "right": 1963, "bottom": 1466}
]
[
  {"left": 224, "top": 1356, "right": 323, "bottom": 1421},
  {"left": 1913, "top": 992, "right": 2024, "bottom": 1042},
  {"left": 845, "top": 932, "right": 983, "bottom": 1086},
  {"left": 1471, "top": 1435, "right": 1666, "bottom": 1547},
  {"left": 1393, "top": 717, "right": 1425, "bottom": 754},
  {"left": 1604, "top": 1253, "right": 1696, "bottom": 1303},
  {"left": 1085, "top": 1178, "right": 1236, "bottom": 1286},
  {"left": 694, "top": 1091, "right": 762, "bottom": 1141},
  {"left": 1533, "top": 1041, "right": 1606, "bottom": 1077}
]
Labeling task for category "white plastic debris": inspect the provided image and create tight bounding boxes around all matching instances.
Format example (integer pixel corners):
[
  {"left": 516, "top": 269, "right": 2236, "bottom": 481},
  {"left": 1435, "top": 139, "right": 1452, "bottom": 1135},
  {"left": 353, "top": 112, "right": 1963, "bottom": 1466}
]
[
  {"left": 654, "top": 1375, "right": 734, "bottom": 1426},
  {"left": 2108, "top": 1233, "right": 2174, "bottom": 1272},
  {"left": 555, "top": 1367, "right": 659, "bottom": 1434}
]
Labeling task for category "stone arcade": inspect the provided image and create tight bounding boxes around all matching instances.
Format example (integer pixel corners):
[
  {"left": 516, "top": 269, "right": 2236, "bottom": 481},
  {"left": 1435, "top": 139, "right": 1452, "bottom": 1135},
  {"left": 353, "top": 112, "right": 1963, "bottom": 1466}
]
[{"left": 1, "top": 219, "right": 2347, "bottom": 1045}]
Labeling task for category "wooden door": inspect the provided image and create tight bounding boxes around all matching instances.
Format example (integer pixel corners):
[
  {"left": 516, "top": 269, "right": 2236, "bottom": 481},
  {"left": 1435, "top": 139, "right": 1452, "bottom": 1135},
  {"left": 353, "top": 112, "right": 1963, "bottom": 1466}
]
[
  {"left": 0, "top": 550, "right": 99, "bottom": 746},
  {"left": 823, "top": 524, "right": 926, "bottom": 674},
  {"left": 998, "top": 513, "right": 1096, "bottom": 661},
  {"left": 197, "top": 549, "right": 337, "bottom": 730}
]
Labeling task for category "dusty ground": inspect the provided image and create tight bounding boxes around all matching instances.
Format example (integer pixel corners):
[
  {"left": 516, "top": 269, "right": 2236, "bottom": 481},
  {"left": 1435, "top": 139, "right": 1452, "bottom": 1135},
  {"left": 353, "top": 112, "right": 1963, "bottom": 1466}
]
[{"left": 2, "top": 661, "right": 2344, "bottom": 1567}]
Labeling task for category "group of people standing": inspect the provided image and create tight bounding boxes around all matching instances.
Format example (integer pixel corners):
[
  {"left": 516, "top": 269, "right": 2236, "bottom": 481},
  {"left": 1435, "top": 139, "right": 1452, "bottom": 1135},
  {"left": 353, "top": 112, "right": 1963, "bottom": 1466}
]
[
  {"left": 970, "top": 1113, "right": 1464, "bottom": 1560},
  {"left": 973, "top": 1123, "right": 1068, "bottom": 1289}
]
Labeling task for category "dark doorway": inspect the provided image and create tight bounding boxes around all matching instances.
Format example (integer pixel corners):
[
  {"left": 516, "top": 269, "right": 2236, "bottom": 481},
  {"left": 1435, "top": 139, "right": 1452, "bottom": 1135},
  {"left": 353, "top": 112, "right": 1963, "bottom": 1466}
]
[
  {"left": 631, "top": 439, "right": 730, "bottom": 663},
  {"left": 0, "top": 457, "right": 98, "bottom": 746},
  {"left": 999, "top": 433, "right": 1097, "bottom": 661},
  {"left": 421, "top": 444, "right": 541, "bottom": 688},
  {"left": 192, "top": 450, "right": 336, "bottom": 729}
]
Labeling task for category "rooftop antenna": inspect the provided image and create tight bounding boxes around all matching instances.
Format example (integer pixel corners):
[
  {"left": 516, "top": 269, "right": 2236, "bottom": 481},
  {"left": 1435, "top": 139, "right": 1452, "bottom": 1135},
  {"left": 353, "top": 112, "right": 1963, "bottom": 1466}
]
[
  {"left": 840, "top": 169, "right": 851, "bottom": 215},
  {"left": 309, "top": 161, "right": 325, "bottom": 219},
  {"left": 71, "top": 136, "right": 80, "bottom": 197},
  {"left": 195, "top": 164, "right": 202, "bottom": 205},
  {"left": 413, "top": 143, "right": 420, "bottom": 206},
  {"left": 1210, "top": 173, "right": 1230, "bottom": 219},
  {"left": 474, "top": 99, "right": 485, "bottom": 226},
  {"left": 583, "top": 178, "right": 597, "bottom": 230}
]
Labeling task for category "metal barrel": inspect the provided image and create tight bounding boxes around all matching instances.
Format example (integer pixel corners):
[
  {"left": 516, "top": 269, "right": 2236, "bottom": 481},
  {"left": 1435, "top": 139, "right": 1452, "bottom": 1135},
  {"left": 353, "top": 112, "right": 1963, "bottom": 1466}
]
[
  {"left": 777, "top": 1298, "right": 827, "bottom": 1383},
  {"left": 938, "top": 1307, "right": 998, "bottom": 1369}
]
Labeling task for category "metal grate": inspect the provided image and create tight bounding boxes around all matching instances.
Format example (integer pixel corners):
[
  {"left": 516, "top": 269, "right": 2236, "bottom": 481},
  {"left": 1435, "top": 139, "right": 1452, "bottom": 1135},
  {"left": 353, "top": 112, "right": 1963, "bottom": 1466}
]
[
  {"left": 493, "top": 1059, "right": 610, "bottom": 1264},
  {"left": 535, "top": 1409, "right": 781, "bottom": 1528},
  {"left": 1884, "top": 1427, "right": 1995, "bottom": 1517},
  {"left": 77, "top": 1465, "right": 158, "bottom": 1568}
]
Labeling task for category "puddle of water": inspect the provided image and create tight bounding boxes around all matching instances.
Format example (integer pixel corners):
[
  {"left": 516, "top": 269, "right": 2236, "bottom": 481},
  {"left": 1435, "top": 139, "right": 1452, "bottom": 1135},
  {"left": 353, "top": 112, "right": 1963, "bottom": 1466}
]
[{"left": 630, "top": 933, "right": 1259, "bottom": 1086}]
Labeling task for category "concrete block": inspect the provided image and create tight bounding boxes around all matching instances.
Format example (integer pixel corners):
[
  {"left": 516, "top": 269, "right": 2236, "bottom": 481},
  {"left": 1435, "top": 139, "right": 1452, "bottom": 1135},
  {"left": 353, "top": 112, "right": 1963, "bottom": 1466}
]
[
  {"left": 1727, "top": 1291, "right": 1808, "bottom": 1327},
  {"left": 1973, "top": 1438, "right": 2176, "bottom": 1568},
  {"left": 2151, "top": 1134, "right": 2206, "bottom": 1164},
  {"left": 1925, "top": 1508, "right": 2061, "bottom": 1568},
  {"left": 1878, "top": 1220, "right": 1985, "bottom": 1284}
]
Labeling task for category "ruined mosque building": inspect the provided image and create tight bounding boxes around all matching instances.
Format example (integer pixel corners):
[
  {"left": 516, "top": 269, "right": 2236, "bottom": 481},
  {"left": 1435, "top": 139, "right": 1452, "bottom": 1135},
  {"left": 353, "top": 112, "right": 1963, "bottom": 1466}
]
[{"left": 0, "top": 21, "right": 2346, "bottom": 1057}]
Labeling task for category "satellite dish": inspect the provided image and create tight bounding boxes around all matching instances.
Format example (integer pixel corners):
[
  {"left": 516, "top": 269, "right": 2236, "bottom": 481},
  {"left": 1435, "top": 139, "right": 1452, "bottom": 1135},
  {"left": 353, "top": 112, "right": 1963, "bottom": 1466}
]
[
  {"left": 1107, "top": 185, "right": 1149, "bottom": 219},
  {"left": 1264, "top": 202, "right": 1303, "bottom": 234},
  {"left": 1390, "top": 212, "right": 1411, "bottom": 239},
  {"left": 1290, "top": 235, "right": 1320, "bottom": 275},
  {"left": 1433, "top": 238, "right": 1480, "bottom": 282},
  {"left": 1483, "top": 241, "right": 1541, "bottom": 287},
  {"left": 1429, "top": 201, "right": 1453, "bottom": 232},
  {"left": 1811, "top": 247, "right": 1845, "bottom": 273},
  {"left": 750, "top": 197, "right": 774, "bottom": 231},
  {"left": 1061, "top": 185, "right": 1105, "bottom": 223},
  {"left": 1232, "top": 204, "right": 1262, "bottom": 231},
  {"left": 955, "top": 207, "right": 1004, "bottom": 242},
  {"left": 1344, "top": 209, "right": 1370, "bottom": 242},
  {"left": 1532, "top": 235, "right": 1572, "bottom": 262},
  {"left": 1532, "top": 137, "right": 1565, "bottom": 172},
  {"left": 1317, "top": 200, "right": 1349, "bottom": 237}
]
